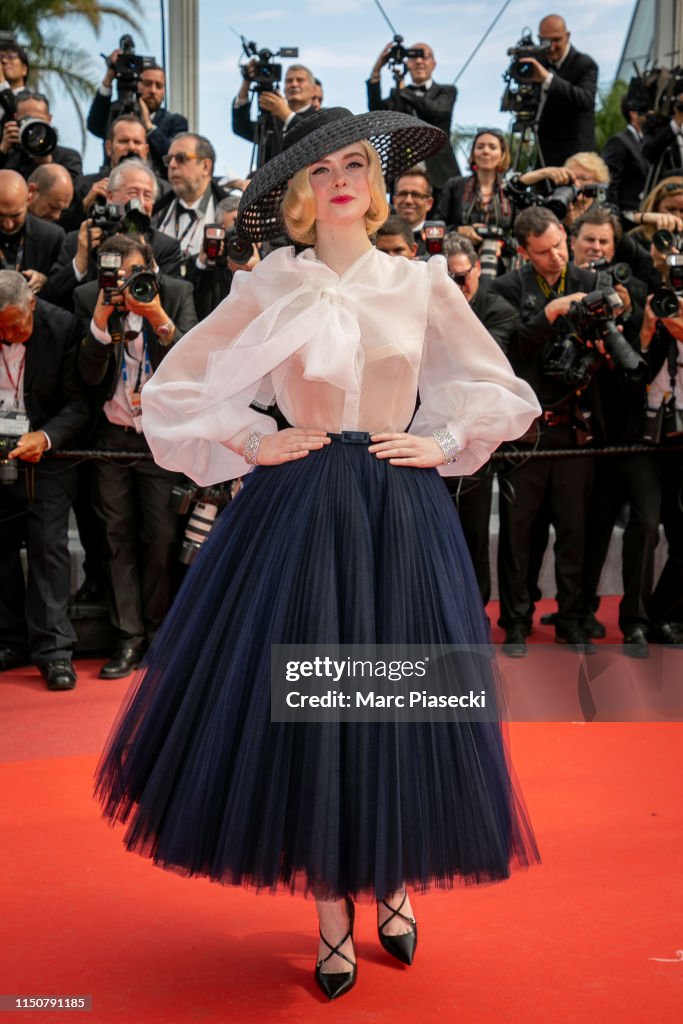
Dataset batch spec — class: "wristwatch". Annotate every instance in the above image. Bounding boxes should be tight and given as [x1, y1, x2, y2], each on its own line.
[154, 320, 175, 344]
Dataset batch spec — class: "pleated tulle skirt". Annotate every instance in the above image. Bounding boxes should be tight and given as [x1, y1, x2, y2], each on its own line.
[95, 437, 539, 900]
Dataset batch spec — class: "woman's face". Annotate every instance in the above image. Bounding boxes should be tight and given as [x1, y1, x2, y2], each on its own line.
[308, 145, 372, 227]
[657, 190, 683, 216]
[472, 133, 504, 171]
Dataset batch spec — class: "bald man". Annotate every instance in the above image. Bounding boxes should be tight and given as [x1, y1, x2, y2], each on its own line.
[27, 164, 74, 223]
[0, 169, 64, 291]
[520, 13, 598, 166]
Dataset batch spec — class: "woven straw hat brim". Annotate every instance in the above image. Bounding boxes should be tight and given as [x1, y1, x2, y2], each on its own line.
[236, 109, 447, 241]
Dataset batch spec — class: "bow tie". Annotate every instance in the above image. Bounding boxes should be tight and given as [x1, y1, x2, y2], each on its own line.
[178, 205, 197, 221]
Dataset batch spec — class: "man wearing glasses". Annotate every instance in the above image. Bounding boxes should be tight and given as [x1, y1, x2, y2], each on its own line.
[520, 14, 598, 167]
[391, 169, 434, 255]
[0, 41, 29, 128]
[87, 48, 188, 179]
[154, 134, 229, 264]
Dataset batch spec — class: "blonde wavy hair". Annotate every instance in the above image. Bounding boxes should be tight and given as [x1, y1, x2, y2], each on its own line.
[564, 152, 610, 184]
[281, 140, 389, 245]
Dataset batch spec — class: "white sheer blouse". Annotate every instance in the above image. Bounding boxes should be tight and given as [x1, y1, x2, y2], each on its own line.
[141, 246, 541, 485]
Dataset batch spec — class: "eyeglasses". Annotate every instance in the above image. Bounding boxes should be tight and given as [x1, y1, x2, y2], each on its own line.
[395, 190, 430, 201]
[162, 152, 201, 167]
[0, 51, 21, 62]
[448, 268, 472, 286]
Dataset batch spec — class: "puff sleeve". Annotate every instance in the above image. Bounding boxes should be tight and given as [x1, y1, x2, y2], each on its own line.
[410, 257, 541, 476]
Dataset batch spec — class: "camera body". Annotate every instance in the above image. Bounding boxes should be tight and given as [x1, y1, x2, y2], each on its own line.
[544, 287, 646, 386]
[506, 34, 551, 84]
[500, 31, 549, 129]
[0, 435, 18, 485]
[88, 198, 151, 242]
[240, 38, 299, 93]
[650, 254, 683, 318]
[112, 34, 156, 115]
[202, 225, 254, 268]
[0, 89, 58, 158]
[387, 34, 424, 76]
[588, 258, 632, 287]
[97, 250, 159, 307]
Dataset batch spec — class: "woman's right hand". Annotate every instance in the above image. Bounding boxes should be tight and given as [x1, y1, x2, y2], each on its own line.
[254, 428, 331, 465]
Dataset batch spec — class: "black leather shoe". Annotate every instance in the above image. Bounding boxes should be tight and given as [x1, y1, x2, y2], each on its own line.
[623, 626, 649, 658]
[40, 660, 77, 691]
[649, 623, 683, 645]
[555, 628, 597, 654]
[99, 643, 145, 680]
[0, 646, 30, 672]
[378, 890, 418, 966]
[581, 612, 606, 639]
[502, 626, 527, 658]
[315, 897, 356, 1001]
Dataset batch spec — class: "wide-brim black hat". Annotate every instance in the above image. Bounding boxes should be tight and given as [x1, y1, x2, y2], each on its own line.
[236, 107, 447, 241]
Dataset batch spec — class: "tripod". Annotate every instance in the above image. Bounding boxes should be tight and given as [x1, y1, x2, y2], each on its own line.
[510, 118, 545, 173]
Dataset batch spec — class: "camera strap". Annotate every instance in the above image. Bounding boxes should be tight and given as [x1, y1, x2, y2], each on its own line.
[0, 345, 26, 408]
[667, 335, 680, 400]
[535, 265, 567, 299]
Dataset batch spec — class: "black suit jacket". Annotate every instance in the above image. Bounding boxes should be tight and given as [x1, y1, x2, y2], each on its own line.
[0, 214, 65, 277]
[19, 298, 90, 455]
[642, 122, 683, 180]
[0, 142, 83, 183]
[87, 91, 189, 178]
[537, 47, 598, 167]
[366, 79, 459, 187]
[602, 128, 649, 213]
[73, 274, 198, 430]
[41, 227, 182, 310]
[470, 280, 519, 354]
[232, 102, 315, 166]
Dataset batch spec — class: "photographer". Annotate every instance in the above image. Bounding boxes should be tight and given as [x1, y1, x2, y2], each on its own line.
[0, 169, 64, 293]
[636, 298, 683, 643]
[233, 63, 318, 164]
[0, 39, 29, 128]
[153, 134, 228, 264]
[602, 96, 651, 222]
[0, 90, 82, 184]
[642, 87, 683, 182]
[185, 196, 260, 320]
[0, 269, 89, 690]
[521, 15, 598, 167]
[443, 233, 519, 605]
[367, 41, 459, 189]
[74, 234, 197, 680]
[87, 47, 188, 179]
[42, 158, 181, 310]
[492, 206, 599, 655]
[27, 165, 73, 224]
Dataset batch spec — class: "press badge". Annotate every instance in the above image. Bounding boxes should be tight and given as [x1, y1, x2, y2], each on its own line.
[0, 409, 30, 437]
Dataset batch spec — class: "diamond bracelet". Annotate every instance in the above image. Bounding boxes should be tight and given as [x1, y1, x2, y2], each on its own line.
[433, 428, 461, 465]
[243, 431, 264, 466]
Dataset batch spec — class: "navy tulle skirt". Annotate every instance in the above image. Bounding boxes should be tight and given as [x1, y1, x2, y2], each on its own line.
[95, 437, 539, 900]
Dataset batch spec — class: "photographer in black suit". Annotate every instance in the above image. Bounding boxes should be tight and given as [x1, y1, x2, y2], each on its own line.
[0, 270, 89, 690]
[74, 234, 197, 680]
[87, 49, 188, 179]
[0, 169, 64, 293]
[443, 234, 519, 606]
[367, 41, 459, 189]
[233, 63, 318, 166]
[521, 15, 598, 167]
[492, 206, 598, 655]
[0, 90, 82, 185]
[602, 97, 651, 222]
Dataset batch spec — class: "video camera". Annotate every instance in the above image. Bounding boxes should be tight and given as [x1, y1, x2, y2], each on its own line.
[543, 288, 646, 387]
[88, 198, 151, 242]
[386, 34, 424, 81]
[107, 34, 156, 116]
[500, 30, 549, 130]
[623, 63, 682, 129]
[203, 224, 254, 268]
[240, 36, 299, 93]
[0, 90, 58, 159]
[504, 177, 608, 220]
[97, 250, 159, 308]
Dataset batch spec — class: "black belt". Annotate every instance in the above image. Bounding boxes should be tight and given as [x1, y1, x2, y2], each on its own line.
[328, 431, 372, 444]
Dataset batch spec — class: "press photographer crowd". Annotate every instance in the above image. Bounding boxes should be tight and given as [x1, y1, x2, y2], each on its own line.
[0, 13, 682, 692]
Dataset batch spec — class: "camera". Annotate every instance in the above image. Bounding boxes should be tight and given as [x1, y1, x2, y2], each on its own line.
[588, 258, 632, 287]
[169, 482, 231, 564]
[110, 34, 156, 116]
[0, 90, 58, 158]
[652, 229, 683, 255]
[506, 32, 551, 84]
[387, 34, 424, 77]
[240, 37, 299, 93]
[650, 254, 683, 317]
[423, 220, 446, 256]
[475, 225, 508, 278]
[500, 30, 548, 130]
[202, 225, 254, 268]
[88, 198, 151, 241]
[544, 288, 646, 387]
[0, 436, 18, 485]
[97, 250, 159, 306]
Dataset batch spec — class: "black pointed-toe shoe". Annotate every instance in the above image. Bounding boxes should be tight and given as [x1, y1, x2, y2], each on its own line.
[315, 897, 357, 1001]
[377, 891, 418, 966]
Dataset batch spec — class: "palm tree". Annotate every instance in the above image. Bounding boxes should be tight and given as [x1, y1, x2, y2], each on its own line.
[4, 0, 144, 146]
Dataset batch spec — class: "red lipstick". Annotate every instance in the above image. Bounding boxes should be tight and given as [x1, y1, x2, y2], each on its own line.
[331, 196, 353, 204]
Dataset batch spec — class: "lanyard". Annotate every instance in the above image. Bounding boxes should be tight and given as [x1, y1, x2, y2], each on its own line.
[0, 238, 24, 272]
[120, 333, 151, 393]
[535, 265, 567, 299]
[1, 345, 26, 406]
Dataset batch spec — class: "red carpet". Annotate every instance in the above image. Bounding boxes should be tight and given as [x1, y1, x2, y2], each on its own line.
[1, 598, 682, 1023]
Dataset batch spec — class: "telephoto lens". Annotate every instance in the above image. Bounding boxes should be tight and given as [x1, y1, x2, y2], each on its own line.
[179, 500, 219, 565]
[19, 118, 57, 158]
[0, 437, 19, 485]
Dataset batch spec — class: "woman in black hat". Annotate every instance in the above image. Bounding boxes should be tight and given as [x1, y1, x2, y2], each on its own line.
[95, 108, 541, 1001]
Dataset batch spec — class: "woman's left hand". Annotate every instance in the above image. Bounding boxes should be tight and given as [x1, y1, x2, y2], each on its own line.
[369, 433, 444, 467]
